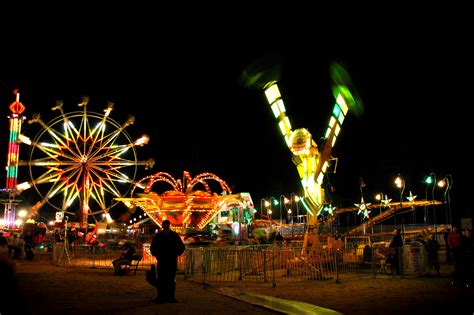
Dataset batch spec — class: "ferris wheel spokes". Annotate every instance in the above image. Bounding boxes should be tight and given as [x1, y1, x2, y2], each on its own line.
[17, 99, 153, 227]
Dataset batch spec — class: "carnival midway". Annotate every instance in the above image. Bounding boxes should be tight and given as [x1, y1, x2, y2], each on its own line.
[0, 62, 457, 287]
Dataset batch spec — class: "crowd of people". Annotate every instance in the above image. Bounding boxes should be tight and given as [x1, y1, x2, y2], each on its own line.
[408, 226, 473, 286]
[446, 226, 473, 287]
[0, 231, 34, 261]
[384, 225, 473, 286]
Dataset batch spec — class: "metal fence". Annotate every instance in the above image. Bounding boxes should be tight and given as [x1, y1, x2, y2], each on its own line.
[51, 241, 428, 286]
[184, 245, 379, 286]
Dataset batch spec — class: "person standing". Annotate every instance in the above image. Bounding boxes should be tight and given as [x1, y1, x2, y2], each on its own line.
[462, 228, 473, 287]
[150, 219, 185, 304]
[0, 232, 8, 254]
[448, 226, 464, 287]
[275, 232, 284, 246]
[444, 228, 452, 263]
[389, 228, 403, 275]
[424, 233, 440, 277]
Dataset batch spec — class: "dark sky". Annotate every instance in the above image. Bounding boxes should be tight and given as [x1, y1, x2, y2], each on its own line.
[0, 9, 472, 225]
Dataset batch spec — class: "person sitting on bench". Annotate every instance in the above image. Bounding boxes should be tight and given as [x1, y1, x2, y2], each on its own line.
[112, 243, 136, 275]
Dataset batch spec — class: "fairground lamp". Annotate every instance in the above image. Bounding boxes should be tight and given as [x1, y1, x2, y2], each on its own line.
[394, 174, 405, 234]
[437, 174, 453, 226]
[394, 175, 405, 200]
[375, 192, 384, 212]
[423, 174, 434, 224]
[290, 193, 302, 223]
[269, 197, 279, 220]
[425, 172, 437, 230]
[279, 195, 290, 225]
[260, 199, 270, 219]
[374, 192, 387, 233]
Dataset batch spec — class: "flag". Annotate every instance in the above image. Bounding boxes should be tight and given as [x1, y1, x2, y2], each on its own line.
[359, 177, 366, 188]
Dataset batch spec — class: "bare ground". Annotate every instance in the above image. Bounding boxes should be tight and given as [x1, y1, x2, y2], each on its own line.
[4, 259, 474, 315]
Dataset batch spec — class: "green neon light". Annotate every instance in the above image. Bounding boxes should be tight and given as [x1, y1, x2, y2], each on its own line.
[333, 103, 341, 118]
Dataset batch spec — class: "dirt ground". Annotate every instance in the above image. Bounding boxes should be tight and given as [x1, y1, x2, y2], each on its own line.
[3, 259, 474, 315]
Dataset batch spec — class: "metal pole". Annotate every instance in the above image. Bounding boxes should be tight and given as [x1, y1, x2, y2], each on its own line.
[431, 173, 437, 233]
[424, 184, 429, 224]
[445, 174, 453, 226]
[447, 175, 452, 226]
[260, 198, 267, 220]
[279, 198, 282, 226]
[296, 200, 299, 224]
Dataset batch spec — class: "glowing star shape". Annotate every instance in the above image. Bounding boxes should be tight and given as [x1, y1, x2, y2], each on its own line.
[381, 195, 392, 208]
[355, 197, 371, 219]
[321, 204, 336, 216]
[363, 208, 371, 219]
[406, 191, 417, 203]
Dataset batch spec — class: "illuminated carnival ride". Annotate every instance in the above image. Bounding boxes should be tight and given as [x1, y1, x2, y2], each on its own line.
[241, 57, 364, 250]
[2, 90, 26, 228]
[15, 97, 154, 228]
[116, 171, 252, 236]
[241, 55, 449, 249]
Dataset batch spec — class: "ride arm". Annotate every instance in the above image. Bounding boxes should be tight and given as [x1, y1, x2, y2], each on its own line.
[263, 82, 323, 248]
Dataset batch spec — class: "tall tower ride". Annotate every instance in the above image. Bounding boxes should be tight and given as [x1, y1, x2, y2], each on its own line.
[3, 89, 26, 227]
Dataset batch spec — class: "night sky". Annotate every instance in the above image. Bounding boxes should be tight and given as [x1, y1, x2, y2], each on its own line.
[0, 9, 472, 226]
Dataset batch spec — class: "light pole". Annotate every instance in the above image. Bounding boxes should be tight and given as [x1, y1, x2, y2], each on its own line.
[429, 172, 437, 233]
[287, 208, 294, 238]
[279, 195, 289, 226]
[290, 193, 301, 223]
[437, 174, 453, 227]
[423, 174, 435, 224]
[269, 197, 279, 222]
[260, 198, 270, 220]
[446, 174, 453, 226]
[375, 192, 383, 233]
[394, 174, 405, 237]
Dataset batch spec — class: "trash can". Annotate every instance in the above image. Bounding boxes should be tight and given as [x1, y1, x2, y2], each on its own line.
[357, 244, 372, 263]
[52, 242, 64, 263]
[404, 242, 425, 275]
[142, 243, 152, 263]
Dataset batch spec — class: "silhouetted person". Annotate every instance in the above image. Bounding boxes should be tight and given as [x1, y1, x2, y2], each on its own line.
[463, 228, 473, 287]
[389, 228, 403, 275]
[448, 226, 464, 287]
[275, 232, 284, 245]
[0, 251, 30, 314]
[444, 228, 452, 263]
[150, 220, 185, 303]
[0, 232, 8, 254]
[424, 233, 440, 277]
[112, 243, 135, 275]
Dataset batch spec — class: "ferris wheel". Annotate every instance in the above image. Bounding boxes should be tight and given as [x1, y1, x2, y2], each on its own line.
[16, 98, 154, 227]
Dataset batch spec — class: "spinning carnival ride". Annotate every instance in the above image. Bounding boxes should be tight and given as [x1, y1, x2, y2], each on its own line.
[242, 58, 364, 250]
[116, 171, 243, 232]
[15, 98, 154, 228]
